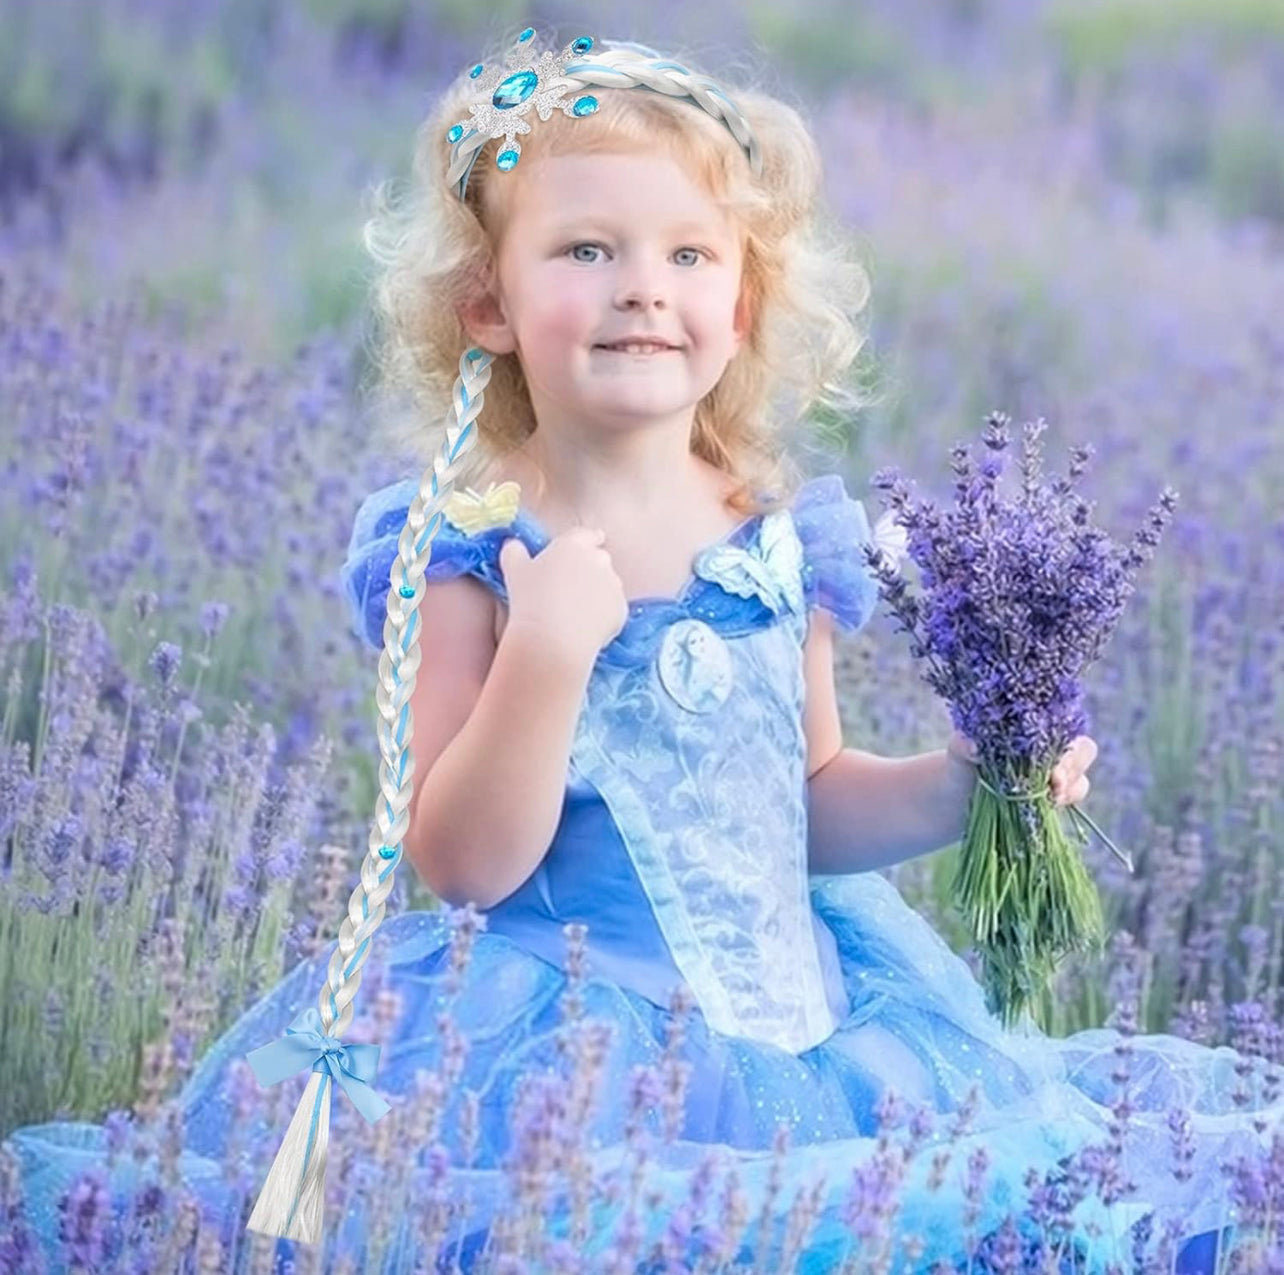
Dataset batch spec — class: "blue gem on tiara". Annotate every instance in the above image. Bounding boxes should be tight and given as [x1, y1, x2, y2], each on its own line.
[469, 63, 484, 79]
[493, 69, 539, 110]
[446, 123, 464, 143]
[447, 30, 602, 181]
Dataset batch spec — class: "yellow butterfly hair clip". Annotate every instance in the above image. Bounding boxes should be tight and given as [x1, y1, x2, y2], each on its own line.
[442, 480, 522, 534]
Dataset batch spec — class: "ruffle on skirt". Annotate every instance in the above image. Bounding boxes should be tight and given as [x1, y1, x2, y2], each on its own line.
[6, 873, 1267, 1272]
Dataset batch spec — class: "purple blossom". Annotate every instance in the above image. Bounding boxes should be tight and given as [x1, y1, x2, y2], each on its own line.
[146, 641, 182, 689]
[103, 1110, 134, 1160]
[867, 412, 1177, 776]
[56, 1168, 112, 1267]
[199, 601, 230, 641]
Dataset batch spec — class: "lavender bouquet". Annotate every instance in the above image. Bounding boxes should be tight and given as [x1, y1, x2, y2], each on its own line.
[864, 413, 1178, 1029]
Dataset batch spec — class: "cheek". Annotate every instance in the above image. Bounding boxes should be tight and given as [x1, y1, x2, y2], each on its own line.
[694, 275, 744, 338]
[529, 277, 598, 343]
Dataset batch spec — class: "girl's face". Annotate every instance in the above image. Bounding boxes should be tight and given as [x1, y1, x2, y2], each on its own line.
[470, 149, 749, 432]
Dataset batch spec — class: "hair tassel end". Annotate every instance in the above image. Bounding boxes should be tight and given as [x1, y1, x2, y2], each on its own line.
[245, 1070, 334, 1243]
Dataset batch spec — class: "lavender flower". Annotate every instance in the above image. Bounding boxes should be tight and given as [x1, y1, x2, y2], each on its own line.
[865, 413, 1178, 1026]
[868, 414, 1178, 779]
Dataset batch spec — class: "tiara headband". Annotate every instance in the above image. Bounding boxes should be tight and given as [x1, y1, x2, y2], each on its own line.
[241, 27, 762, 1243]
[444, 28, 763, 200]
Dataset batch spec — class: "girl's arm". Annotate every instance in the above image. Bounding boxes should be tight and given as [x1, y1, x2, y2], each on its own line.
[410, 619, 596, 910]
[804, 747, 976, 875]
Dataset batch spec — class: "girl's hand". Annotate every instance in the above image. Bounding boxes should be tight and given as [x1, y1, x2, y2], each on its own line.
[946, 730, 1098, 807]
[498, 527, 630, 666]
[1048, 735, 1097, 806]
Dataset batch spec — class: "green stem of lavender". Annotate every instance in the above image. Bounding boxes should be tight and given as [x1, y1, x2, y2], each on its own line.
[954, 768, 1108, 1029]
[1064, 803, 1135, 874]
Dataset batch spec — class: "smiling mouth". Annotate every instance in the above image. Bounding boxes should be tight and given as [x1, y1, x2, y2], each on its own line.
[593, 342, 681, 355]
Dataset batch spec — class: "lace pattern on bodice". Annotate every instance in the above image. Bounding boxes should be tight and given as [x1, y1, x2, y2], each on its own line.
[568, 509, 845, 1054]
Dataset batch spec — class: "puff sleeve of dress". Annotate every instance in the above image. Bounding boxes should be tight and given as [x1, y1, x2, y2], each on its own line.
[338, 478, 494, 651]
[791, 473, 882, 634]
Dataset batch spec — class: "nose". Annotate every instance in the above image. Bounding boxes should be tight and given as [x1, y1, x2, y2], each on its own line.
[612, 259, 667, 311]
[614, 286, 666, 311]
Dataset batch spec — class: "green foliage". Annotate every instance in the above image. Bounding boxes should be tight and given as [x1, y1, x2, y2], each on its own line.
[1046, 0, 1284, 79]
[0, 6, 234, 157]
[298, 0, 519, 41]
[747, 3, 918, 98]
[1043, 0, 1284, 224]
[1210, 119, 1284, 225]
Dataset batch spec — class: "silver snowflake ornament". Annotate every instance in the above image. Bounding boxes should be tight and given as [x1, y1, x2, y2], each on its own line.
[446, 29, 601, 190]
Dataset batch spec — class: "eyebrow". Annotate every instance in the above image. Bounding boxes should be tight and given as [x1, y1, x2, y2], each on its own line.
[548, 218, 721, 238]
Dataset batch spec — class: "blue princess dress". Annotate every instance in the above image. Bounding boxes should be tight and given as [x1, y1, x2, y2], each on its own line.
[4, 474, 1273, 1273]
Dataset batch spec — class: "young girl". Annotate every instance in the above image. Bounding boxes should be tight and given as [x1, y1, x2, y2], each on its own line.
[5, 26, 1271, 1275]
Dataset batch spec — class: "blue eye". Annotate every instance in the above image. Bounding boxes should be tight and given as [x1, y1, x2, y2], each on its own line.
[566, 243, 707, 265]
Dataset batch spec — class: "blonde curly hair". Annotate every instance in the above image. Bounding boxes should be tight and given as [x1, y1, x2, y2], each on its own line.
[359, 33, 876, 518]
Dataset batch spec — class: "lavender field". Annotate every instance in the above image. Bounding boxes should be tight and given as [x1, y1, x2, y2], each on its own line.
[2, 0, 1284, 1270]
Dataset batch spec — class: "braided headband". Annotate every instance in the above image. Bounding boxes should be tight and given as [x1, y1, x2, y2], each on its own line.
[444, 28, 762, 200]
[242, 26, 762, 1243]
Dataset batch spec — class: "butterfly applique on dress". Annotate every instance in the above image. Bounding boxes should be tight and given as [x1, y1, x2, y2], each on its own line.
[442, 481, 522, 534]
[656, 510, 806, 716]
[692, 506, 905, 616]
[692, 510, 806, 616]
[678, 502, 902, 715]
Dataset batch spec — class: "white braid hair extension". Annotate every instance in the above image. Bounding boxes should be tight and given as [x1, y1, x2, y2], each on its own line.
[445, 45, 763, 198]
[245, 348, 493, 1241]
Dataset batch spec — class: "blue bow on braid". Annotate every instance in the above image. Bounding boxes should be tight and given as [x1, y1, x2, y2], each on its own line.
[245, 1005, 391, 1233]
[246, 1005, 391, 1125]
[444, 26, 762, 200]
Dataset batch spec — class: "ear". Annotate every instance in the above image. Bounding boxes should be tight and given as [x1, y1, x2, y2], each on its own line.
[458, 282, 517, 356]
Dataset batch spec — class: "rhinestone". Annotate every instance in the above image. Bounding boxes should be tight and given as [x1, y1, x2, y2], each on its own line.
[571, 36, 593, 54]
[447, 124, 463, 143]
[517, 27, 534, 41]
[398, 585, 415, 598]
[378, 845, 398, 860]
[496, 149, 520, 171]
[571, 94, 598, 117]
[469, 63, 484, 79]
[493, 69, 538, 110]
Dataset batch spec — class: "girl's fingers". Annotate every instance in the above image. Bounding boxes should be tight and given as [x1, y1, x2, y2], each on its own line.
[1051, 774, 1090, 807]
[1051, 735, 1095, 789]
[1051, 762, 1071, 800]
[1072, 735, 1098, 772]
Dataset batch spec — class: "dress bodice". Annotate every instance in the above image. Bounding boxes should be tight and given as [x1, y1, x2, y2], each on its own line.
[340, 472, 882, 1054]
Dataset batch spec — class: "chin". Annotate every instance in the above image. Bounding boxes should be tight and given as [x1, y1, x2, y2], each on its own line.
[589, 396, 697, 420]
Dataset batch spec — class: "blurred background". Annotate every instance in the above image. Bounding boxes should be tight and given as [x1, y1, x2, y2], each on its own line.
[2, 0, 1283, 1196]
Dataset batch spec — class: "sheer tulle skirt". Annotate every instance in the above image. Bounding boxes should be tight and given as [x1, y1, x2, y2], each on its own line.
[6, 874, 1266, 1272]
